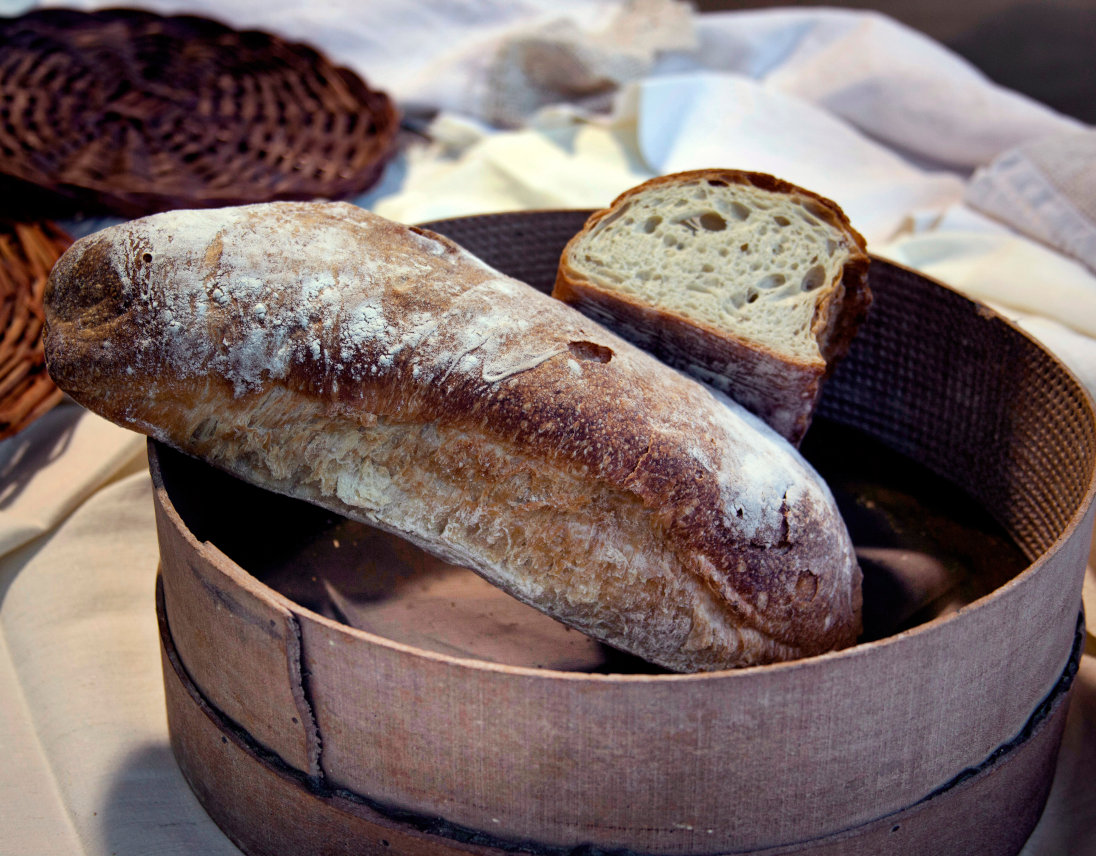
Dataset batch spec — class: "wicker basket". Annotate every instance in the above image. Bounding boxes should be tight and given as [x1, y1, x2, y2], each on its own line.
[0, 220, 72, 440]
[0, 8, 399, 218]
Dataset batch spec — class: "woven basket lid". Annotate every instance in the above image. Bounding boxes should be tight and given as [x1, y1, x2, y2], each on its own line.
[0, 8, 400, 218]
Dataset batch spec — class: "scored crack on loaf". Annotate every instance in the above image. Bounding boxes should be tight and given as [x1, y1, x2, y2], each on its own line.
[553, 169, 872, 445]
[44, 201, 861, 671]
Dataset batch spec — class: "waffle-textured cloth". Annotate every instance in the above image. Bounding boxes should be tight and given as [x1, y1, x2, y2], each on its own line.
[966, 129, 1096, 275]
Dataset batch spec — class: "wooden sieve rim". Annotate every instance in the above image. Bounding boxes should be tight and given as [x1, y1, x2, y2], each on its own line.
[155, 564, 1083, 855]
[171, 493, 1090, 685]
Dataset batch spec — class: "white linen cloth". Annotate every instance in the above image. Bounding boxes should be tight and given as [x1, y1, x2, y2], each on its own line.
[965, 129, 1096, 276]
[3, 2, 1095, 854]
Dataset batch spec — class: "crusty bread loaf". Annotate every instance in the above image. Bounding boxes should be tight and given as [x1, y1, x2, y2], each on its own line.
[553, 169, 872, 445]
[44, 201, 861, 671]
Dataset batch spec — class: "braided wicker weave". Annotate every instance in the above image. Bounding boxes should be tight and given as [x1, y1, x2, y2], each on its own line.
[0, 220, 72, 439]
[0, 8, 399, 218]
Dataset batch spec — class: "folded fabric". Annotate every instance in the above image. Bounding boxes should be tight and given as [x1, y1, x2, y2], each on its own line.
[0, 469, 241, 856]
[370, 108, 653, 223]
[629, 71, 964, 244]
[877, 204, 1096, 334]
[0, 404, 146, 556]
[876, 203, 1096, 397]
[37, 0, 638, 118]
[700, 9, 1084, 170]
[374, 70, 967, 247]
[965, 129, 1096, 275]
[482, 0, 695, 127]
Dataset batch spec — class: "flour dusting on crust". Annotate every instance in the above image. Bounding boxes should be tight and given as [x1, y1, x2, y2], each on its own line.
[105, 203, 597, 397]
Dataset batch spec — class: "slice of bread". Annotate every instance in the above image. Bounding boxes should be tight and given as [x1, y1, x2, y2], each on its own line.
[553, 169, 871, 445]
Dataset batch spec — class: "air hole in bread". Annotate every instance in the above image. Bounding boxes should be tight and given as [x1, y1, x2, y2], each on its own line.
[728, 202, 750, 221]
[706, 178, 728, 187]
[758, 273, 786, 290]
[595, 205, 630, 232]
[677, 213, 726, 234]
[699, 212, 727, 232]
[774, 215, 791, 227]
[643, 215, 662, 234]
[568, 340, 613, 363]
[801, 265, 826, 291]
[142, 252, 153, 262]
[803, 199, 832, 221]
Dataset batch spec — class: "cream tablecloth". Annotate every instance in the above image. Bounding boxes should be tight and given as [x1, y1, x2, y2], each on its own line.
[2, 2, 1095, 854]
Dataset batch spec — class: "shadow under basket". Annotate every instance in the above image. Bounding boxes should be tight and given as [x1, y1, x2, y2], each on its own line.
[152, 210, 1096, 856]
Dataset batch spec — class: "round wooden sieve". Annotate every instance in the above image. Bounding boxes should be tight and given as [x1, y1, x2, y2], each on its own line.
[154, 210, 1096, 855]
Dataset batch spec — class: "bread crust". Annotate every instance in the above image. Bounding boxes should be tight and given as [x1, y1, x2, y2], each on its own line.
[553, 169, 872, 445]
[45, 201, 861, 671]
